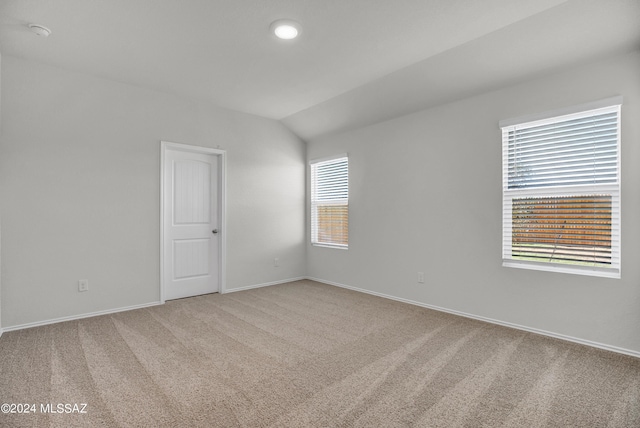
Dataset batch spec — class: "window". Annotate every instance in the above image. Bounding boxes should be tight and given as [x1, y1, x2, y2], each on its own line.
[501, 98, 621, 278]
[310, 155, 348, 248]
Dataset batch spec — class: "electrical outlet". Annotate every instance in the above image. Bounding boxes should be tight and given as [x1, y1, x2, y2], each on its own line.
[78, 279, 89, 292]
[417, 272, 425, 284]
[274, 258, 279, 267]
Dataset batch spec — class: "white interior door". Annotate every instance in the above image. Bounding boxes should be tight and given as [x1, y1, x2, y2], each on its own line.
[163, 147, 219, 300]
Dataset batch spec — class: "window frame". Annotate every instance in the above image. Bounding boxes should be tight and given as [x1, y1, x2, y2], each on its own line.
[500, 97, 622, 278]
[310, 154, 349, 249]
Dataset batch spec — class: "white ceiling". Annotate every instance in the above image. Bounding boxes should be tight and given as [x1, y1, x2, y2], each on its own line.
[0, 0, 638, 140]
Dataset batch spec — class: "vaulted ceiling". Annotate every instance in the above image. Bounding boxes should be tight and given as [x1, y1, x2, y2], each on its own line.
[1, 0, 638, 140]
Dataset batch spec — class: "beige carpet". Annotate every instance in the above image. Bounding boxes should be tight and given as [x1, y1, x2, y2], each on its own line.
[1, 280, 639, 427]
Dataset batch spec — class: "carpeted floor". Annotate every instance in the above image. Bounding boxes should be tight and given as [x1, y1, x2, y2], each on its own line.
[0, 279, 639, 427]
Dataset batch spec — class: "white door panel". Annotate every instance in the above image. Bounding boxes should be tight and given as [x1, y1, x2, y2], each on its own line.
[164, 149, 219, 300]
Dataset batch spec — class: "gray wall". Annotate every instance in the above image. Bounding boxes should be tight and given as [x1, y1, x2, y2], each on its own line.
[2, 49, 639, 355]
[307, 50, 640, 353]
[0, 56, 306, 328]
[0, 51, 2, 333]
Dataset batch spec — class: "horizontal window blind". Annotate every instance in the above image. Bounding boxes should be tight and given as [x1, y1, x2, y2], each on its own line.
[311, 156, 348, 248]
[502, 104, 620, 277]
[511, 195, 614, 266]
[506, 112, 618, 189]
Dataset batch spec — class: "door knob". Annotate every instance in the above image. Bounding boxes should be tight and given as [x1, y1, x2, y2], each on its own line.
[212, 229, 218, 234]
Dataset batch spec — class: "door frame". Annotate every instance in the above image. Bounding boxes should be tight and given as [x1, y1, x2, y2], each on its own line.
[160, 141, 227, 303]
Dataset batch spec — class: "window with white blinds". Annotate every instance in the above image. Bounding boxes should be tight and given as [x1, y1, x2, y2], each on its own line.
[310, 155, 348, 248]
[501, 100, 621, 278]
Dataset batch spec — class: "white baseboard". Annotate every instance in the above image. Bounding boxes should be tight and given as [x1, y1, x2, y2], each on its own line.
[4, 276, 638, 360]
[224, 277, 307, 294]
[306, 277, 640, 359]
[1, 301, 164, 333]
[0, 276, 307, 334]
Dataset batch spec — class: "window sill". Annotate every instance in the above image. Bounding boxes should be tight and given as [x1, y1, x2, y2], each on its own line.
[502, 259, 620, 279]
[311, 243, 348, 250]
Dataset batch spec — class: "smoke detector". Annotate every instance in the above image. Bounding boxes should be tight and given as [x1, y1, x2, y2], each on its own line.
[28, 24, 52, 37]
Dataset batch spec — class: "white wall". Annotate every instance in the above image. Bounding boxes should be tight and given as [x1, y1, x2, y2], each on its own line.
[0, 51, 2, 334]
[2, 49, 638, 355]
[0, 56, 306, 328]
[307, 50, 640, 354]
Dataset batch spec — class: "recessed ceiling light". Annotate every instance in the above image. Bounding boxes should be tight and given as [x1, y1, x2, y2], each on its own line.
[28, 24, 52, 37]
[270, 19, 300, 40]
